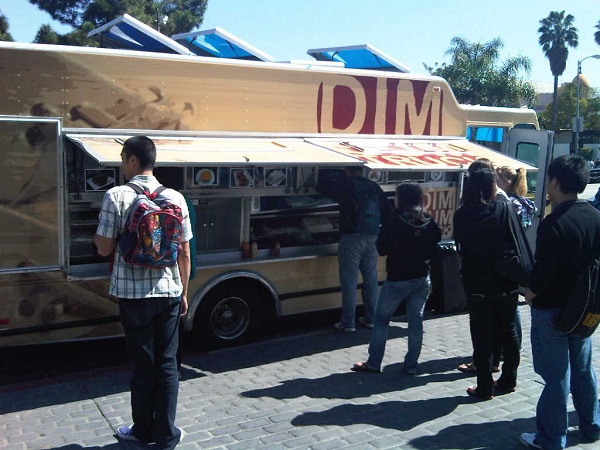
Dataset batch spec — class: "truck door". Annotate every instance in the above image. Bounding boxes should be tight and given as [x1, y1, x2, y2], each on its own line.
[503, 128, 553, 251]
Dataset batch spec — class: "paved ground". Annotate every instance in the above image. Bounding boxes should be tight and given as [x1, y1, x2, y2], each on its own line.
[1, 303, 600, 450]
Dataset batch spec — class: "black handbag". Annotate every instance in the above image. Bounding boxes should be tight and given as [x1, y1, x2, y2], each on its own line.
[495, 200, 534, 286]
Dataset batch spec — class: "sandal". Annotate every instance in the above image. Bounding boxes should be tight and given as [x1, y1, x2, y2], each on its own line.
[457, 362, 500, 373]
[457, 362, 477, 373]
[351, 362, 380, 373]
[493, 380, 516, 394]
[466, 386, 493, 400]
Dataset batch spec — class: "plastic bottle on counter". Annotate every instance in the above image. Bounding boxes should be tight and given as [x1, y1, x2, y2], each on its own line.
[241, 241, 251, 259]
[251, 240, 258, 258]
[273, 239, 280, 257]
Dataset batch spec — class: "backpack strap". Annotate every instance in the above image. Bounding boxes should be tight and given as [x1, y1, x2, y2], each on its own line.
[126, 182, 165, 199]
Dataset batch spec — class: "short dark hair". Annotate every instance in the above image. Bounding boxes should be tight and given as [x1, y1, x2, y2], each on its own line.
[547, 155, 589, 194]
[122, 136, 156, 170]
[395, 181, 425, 219]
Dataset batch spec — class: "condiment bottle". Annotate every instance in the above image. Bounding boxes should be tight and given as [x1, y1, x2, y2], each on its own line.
[241, 242, 250, 259]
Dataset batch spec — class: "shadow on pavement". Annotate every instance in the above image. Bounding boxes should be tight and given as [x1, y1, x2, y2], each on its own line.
[242, 356, 469, 400]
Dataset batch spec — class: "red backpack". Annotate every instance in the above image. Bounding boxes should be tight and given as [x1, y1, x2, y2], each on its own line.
[119, 183, 183, 268]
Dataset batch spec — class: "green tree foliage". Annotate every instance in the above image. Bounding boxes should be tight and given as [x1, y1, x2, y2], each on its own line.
[595, 20, 600, 46]
[29, 0, 207, 45]
[0, 11, 14, 41]
[538, 82, 600, 131]
[538, 10, 578, 131]
[424, 37, 536, 108]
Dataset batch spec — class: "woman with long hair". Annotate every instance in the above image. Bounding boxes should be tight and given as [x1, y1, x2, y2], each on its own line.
[454, 169, 521, 400]
[352, 181, 441, 375]
[496, 166, 537, 230]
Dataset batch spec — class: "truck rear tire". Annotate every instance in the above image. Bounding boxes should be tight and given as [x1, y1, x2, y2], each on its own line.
[191, 284, 272, 349]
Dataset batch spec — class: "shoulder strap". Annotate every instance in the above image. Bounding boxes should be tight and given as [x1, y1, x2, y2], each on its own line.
[126, 182, 144, 195]
[126, 182, 165, 197]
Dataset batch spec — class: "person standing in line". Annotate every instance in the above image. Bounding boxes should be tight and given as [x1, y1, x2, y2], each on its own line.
[94, 136, 193, 449]
[496, 165, 538, 351]
[317, 166, 392, 332]
[456, 158, 507, 375]
[520, 155, 600, 450]
[351, 182, 441, 375]
[454, 168, 521, 400]
[496, 166, 537, 231]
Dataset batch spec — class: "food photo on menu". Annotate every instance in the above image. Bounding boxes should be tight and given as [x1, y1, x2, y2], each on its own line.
[265, 168, 287, 187]
[85, 169, 115, 191]
[194, 167, 218, 187]
[230, 168, 254, 188]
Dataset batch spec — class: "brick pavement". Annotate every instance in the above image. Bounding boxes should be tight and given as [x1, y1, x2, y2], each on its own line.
[1, 303, 599, 450]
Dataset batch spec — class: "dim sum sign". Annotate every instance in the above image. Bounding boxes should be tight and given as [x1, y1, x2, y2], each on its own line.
[331, 141, 479, 169]
[422, 187, 456, 239]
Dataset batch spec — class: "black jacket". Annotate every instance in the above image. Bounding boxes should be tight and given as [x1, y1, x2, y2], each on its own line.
[453, 199, 519, 293]
[377, 211, 441, 281]
[531, 199, 600, 309]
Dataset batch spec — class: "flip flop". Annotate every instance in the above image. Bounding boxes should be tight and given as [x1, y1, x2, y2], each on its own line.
[457, 362, 501, 373]
[493, 381, 516, 395]
[457, 362, 477, 373]
[466, 386, 493, 400]
[351, 362, 380, 373]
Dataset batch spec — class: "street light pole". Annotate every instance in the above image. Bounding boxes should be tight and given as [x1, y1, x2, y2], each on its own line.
[574, 54, 600, 155]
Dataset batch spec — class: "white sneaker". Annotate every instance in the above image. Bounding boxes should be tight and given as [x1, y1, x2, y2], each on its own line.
[116, 424, 142, 442]
[333, 322, 355, 333]
[358, 317, 374, 329]
[519, 433, 543, 449]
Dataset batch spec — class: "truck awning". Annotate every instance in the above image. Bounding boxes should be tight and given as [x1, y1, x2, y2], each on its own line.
[305, 137, 538, 171]
[65, 134, 363, 167]
[66, 133, 536, 172]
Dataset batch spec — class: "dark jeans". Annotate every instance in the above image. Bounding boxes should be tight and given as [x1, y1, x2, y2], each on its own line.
[467, 291, 520, 397]
[119, 296, 182, 450]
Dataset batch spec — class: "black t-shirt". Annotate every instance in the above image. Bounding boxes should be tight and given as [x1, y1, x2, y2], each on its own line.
[531, 200, 600, 309]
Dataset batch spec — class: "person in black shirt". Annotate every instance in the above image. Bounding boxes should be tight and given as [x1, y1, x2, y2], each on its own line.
[352, 182, 441, 374]
[454, 169, 520, 400]
[520, 155, 600, 450]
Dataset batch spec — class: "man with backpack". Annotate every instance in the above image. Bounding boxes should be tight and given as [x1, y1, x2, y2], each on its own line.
[317, 166, 391, 332]
[94, 136, 192, 449]
[520, 155, 600, 450]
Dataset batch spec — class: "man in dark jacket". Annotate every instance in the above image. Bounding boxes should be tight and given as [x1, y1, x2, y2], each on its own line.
[520, 155, 600, 450]
[317, 166, 391, 332]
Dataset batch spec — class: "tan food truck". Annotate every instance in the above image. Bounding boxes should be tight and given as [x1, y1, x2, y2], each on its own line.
[0, 41, 548, 348]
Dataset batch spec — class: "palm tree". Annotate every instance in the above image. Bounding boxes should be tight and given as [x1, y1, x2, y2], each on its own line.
[425, 37, 534, 107]
[595, 20, 600, 45]
[538, 10, 578, 131]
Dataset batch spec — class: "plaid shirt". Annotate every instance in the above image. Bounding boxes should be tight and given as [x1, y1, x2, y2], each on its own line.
[96, 175, 193, 299]
[508, 194, 537, 230]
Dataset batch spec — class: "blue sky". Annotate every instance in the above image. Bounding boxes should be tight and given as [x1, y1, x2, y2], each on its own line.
[1, 0, 599, 88]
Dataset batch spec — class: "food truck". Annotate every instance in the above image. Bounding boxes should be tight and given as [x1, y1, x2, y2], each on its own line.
[0, 40, 548, 348]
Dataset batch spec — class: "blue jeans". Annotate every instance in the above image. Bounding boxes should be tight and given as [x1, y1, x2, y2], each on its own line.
[119, 296, 182, 450]
[338, 234, 379, 327]
[530, 307, 600, 449]
[366, 276, 430, 371]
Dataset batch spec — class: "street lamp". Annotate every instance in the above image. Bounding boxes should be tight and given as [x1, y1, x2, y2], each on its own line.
[574, 54, 600, 154]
